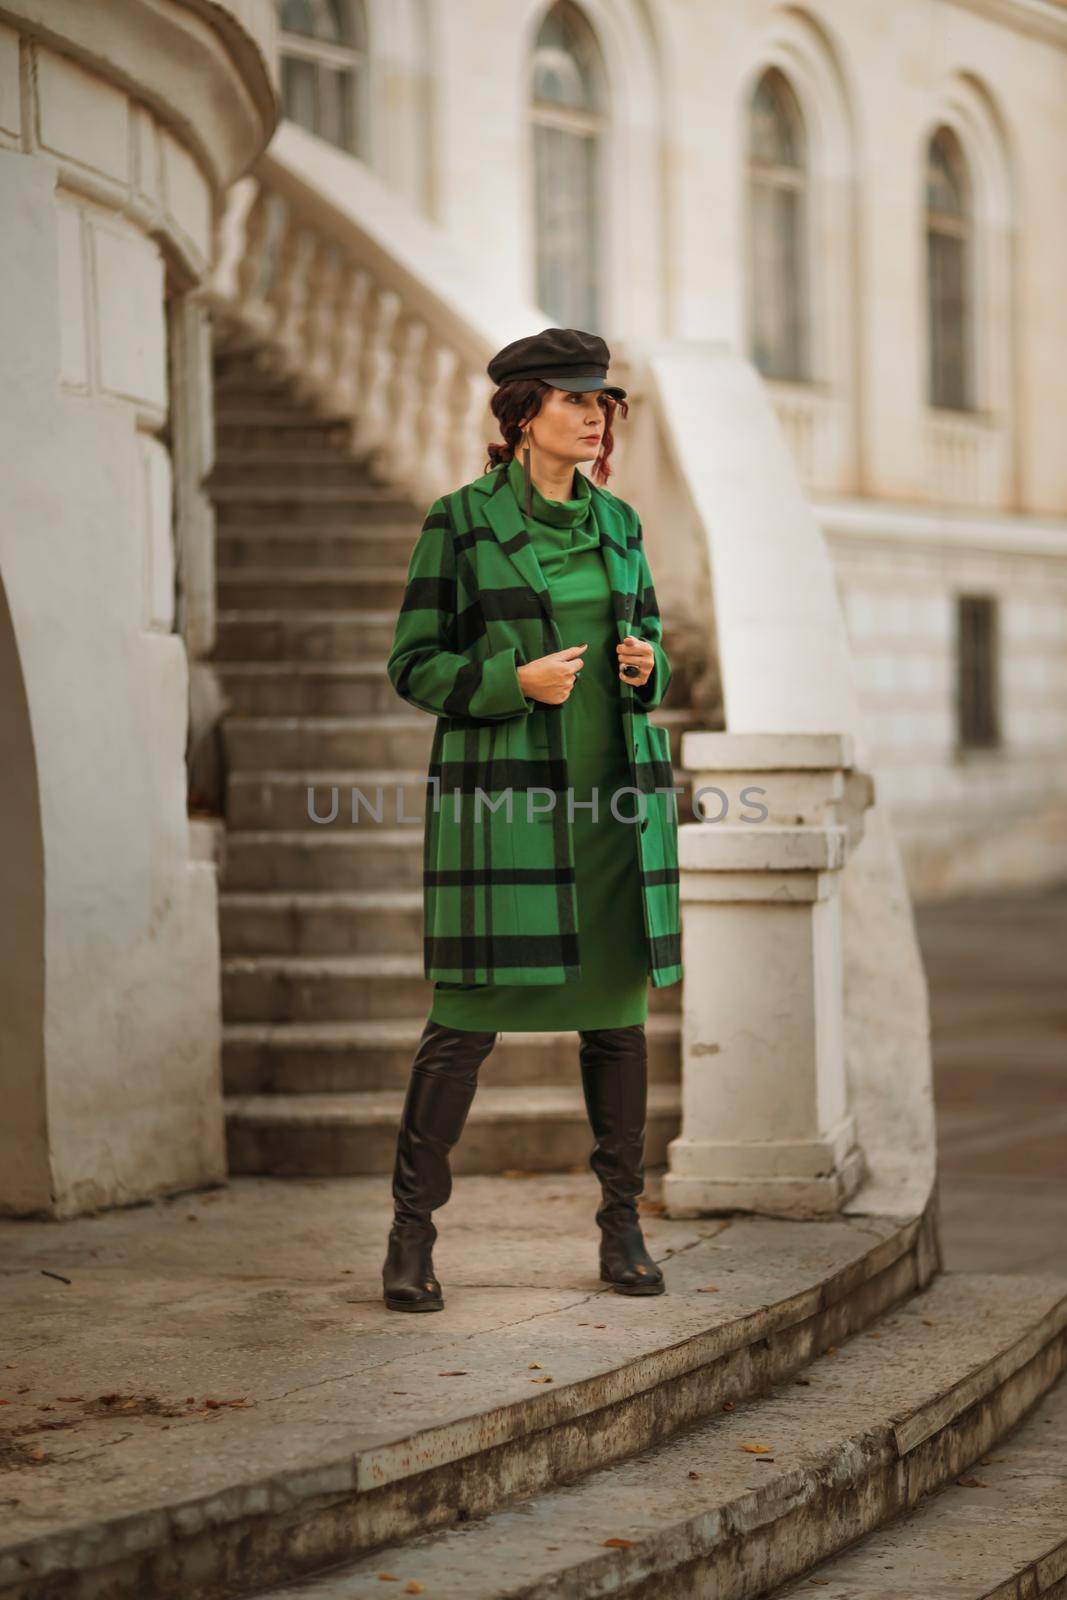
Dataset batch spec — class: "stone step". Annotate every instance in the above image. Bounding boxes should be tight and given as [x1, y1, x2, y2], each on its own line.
[214, 411, 352, 440]
[219, 886, 424, 957]
[247, 1273, 1067, 1600]
[222, 714, 433, 772]
[0, 1203, 939, 1600]
[222, 1010, 682, 1093]
[226, 769, 434, 829]
[211, 370, 293, 401]
[217, 663, 403, 716]
[221, 953, 680, 1026]
[209, 458, 383, 490]
[213, 485, 419, 524]
[216, 525, 416, 571]
[221, 828, 424, 890]
[212, 609, 397, 663]
[225, 1081, 683, 1176]
[773, 1365, 1067, 1599]
[217, 567, 410, 611]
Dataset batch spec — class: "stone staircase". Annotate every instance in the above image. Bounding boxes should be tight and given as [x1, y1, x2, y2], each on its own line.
[208, 348, 688, 1178]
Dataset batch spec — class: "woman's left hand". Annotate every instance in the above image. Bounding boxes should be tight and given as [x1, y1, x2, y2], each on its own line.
[616, 636, 655, 687]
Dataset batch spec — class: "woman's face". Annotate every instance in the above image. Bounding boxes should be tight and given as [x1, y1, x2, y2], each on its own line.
[524, 387, 607, 463]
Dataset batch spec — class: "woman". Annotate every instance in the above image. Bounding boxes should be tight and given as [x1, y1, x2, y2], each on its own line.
[381, 327, 681, 1313]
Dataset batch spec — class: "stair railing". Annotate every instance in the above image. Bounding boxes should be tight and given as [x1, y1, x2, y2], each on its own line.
[208, 121, 544, 508]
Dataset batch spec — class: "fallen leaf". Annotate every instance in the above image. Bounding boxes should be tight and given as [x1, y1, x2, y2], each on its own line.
[867, 1331, 881, 1339]
[529, 1363, 543, 1370]
[603, 1537, 635, 1548]
[809, 1582, 830, 1587]
[697, 1285, 720, 1294]
[438, 1371, 468, 1377]
[56, 1397, 83, 1403]
[794, 1378, 811, 1387]
[687, 1470, 700, 1479]
[922, 1319, 936, 1327]
[530, 1376, 553, 1384]
[722, 1401, 736, 1412]
[593, 1324, 606, 1329]
[956, 1476, 987, 1488]
[826, 1346, 838, 1355]
[740, 1443, 771, 1454]
[404, 1584, 423, 1595]
[377, 1575, 400, 1583]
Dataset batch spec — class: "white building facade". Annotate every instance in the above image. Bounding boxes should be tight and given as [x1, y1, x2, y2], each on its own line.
[1, 0, 1064, 1219]
[274, 0, 1067, 893]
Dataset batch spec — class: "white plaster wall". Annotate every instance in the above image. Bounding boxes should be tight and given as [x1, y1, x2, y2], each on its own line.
[824, 502, 1067, 895]
[0, 4, 275, 1215]
[373, 0, 1067, 516]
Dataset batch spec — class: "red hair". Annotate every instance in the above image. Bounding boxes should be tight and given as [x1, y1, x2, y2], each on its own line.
[484, 378, 628, 488]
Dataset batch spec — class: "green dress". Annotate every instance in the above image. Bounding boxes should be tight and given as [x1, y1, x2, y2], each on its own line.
[429, 454, 649, 1033]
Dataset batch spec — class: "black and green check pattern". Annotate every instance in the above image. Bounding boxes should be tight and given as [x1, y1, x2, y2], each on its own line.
[387, 463, 681, 988]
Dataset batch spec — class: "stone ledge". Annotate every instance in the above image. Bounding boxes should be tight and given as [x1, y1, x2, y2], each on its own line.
[271, 1272, 1067, 1599]
[0, 1172, 934, 1600]
[682, 731, 855, 771]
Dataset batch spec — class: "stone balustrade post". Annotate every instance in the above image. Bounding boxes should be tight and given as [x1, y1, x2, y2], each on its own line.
[664, 732, 873, 1218]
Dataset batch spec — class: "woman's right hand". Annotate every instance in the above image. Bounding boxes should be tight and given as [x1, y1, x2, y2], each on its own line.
[517, 644, 587, 705]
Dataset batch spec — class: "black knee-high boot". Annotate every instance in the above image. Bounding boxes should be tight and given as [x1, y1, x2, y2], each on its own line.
[579, 1024, 666, 1296]
[382, 1020, 497, 1312]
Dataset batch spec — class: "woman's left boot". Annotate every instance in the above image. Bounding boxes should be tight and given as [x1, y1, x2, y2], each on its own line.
[578, 1025, 666, 1295]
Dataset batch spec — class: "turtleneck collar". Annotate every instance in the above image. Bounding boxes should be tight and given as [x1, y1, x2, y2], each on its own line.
[505, 452, 592, 530]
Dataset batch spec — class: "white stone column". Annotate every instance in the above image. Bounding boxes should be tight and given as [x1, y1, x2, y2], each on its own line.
[664, 732, 872, 1218]
[0, 1, 276, 1217]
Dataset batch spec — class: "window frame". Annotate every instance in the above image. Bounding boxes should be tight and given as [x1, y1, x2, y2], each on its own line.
[529, 1, 609, 332]
[277, 0, 369, 159]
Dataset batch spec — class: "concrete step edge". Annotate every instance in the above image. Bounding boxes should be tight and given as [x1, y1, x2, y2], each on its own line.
[248, 1270, 1067, 1600]
[222, 828, 421, 848]
[217, 567, 410, 583]
[221, 1012, 682, 1046]
[215, 608, 397, 622]
[224, 1082, 682, 1127]
[216, 663, 390, 679]
[0, 1207, 943, 1600]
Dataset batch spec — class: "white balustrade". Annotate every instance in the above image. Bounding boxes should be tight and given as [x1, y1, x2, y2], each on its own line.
[207, 123, 534, 508]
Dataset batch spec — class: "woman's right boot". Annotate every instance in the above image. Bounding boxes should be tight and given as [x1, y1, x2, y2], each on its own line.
[382, 1021, 497, 1312]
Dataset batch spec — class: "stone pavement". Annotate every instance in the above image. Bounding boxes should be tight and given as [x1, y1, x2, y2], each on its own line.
[916, 881, 1067, 1278]
[0, 881, 1062, 1597]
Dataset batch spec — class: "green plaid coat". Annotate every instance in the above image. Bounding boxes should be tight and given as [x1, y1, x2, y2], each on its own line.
[387, 462, 682, 989]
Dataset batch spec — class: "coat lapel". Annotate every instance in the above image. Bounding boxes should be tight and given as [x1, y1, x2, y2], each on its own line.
[476, 466, 553, 619]
[588, 485, 639, 644]
[471, 465, 641, 641]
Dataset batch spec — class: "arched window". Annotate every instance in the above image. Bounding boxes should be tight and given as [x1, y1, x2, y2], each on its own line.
[531, 3, 606, 330]
[926, 126, 972, 411]
[277, 0, 368, 157]
[747, 68, 809, 382]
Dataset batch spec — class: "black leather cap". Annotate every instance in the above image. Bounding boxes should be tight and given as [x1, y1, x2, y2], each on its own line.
[487, 326, 627, 400]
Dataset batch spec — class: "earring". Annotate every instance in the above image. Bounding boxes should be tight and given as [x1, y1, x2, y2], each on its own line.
[521, 428, 533, 517]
